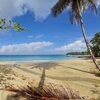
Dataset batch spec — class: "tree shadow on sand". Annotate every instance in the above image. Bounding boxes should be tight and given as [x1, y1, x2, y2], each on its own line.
[5, 62, 82, 100]
[31, 62, 57, 70]
[38, 67, 45, 90]
[62, 65, 96, 74]
[31, 62, 58, 89]
[58, 63, 100, 77]
[5, 67, 81, 100]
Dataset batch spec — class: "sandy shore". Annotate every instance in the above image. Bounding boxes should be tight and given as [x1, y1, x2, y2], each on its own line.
[0, 59, 100, 100]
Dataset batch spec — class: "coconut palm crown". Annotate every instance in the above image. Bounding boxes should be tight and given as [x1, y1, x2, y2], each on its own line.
[52, 0, 97, 24]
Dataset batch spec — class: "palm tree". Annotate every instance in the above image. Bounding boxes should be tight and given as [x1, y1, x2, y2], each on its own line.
[52, 0, 100, 71]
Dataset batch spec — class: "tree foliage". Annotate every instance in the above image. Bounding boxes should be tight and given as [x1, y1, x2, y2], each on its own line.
[52, 0, 97, 24]
[91, 32, 100, 57]
[0, 18, 24, 32]
[66, 52, 89, 55]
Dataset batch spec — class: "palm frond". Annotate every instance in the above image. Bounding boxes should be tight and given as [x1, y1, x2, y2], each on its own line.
[1, 83, 82, 100]
[52, 0, 70, 17]
[70, 0, 81, 24]
[52, 0, 98, 24]
[88, 0, 97, 14]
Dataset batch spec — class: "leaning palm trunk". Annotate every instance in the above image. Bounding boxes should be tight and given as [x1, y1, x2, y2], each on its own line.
[76, 0, 100, 71]
[79, 15, 100, 71]
[52, 0, 100, 71]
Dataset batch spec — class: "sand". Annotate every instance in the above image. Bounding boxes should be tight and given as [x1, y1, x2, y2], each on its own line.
[0, 59, 100, 100]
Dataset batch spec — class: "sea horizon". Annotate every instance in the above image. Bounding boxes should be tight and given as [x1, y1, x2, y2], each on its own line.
[0, 55, 79, 61]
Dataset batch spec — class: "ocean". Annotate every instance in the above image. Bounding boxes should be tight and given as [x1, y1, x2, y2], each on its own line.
[0, 55, 78, 61]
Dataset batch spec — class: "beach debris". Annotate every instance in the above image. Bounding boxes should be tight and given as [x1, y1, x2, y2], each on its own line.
[13, 64, 20, 68]
[0, 83, 82, 100]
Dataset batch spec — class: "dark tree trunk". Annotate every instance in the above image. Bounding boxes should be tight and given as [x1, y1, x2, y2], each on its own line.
[79, 16, 100, 71]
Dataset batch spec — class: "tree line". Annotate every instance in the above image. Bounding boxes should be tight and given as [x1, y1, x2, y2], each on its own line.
[66, 52, 89, 56]
[66, 32, 100, 57]
[91, 32, 100, 57]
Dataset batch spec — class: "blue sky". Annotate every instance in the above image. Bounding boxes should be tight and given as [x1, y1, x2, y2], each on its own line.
[0, 0, 100, 55]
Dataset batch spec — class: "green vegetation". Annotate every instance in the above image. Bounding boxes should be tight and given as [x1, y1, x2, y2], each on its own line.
[52, 0, 100, 71]
[91, 32, 100, 57]
[66, 32, 100, 57]
[0, 18, 24, 32]
[66, 52, 89, 56]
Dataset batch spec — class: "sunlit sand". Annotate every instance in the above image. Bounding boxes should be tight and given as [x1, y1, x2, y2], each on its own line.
[0, 59, 100, 99]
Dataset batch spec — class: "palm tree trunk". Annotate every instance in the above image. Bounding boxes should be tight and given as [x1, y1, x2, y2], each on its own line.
[79, 16, 100, 71]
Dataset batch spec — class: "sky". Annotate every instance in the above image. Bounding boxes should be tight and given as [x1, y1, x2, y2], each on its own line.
[0, 0, 100, 55]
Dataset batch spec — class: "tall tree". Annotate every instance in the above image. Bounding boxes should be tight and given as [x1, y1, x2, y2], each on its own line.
[91, 32, 100, 57]
[52, 0, 100, 71]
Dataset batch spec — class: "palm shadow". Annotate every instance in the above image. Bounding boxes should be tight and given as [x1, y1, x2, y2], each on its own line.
[60, 64, 100, 77]
[38, 67, 45, 89]
[32, 62, 95, 89]
[31, 62, 57, 70]
[59, 65, 94, 74]
[31, 62, 57, 89]
[5, 62, 84, 100]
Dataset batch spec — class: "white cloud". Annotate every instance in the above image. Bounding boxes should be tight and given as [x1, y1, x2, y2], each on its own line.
[0, 0, 57, 20]
[0, 40, 88, 55]
[0, 0, 99, 21]
[0, 41, 52, 54]
[54, 40, 87, 54]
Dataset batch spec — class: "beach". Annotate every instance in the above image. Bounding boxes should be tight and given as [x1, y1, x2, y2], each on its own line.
[0, 59, 100, 100]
